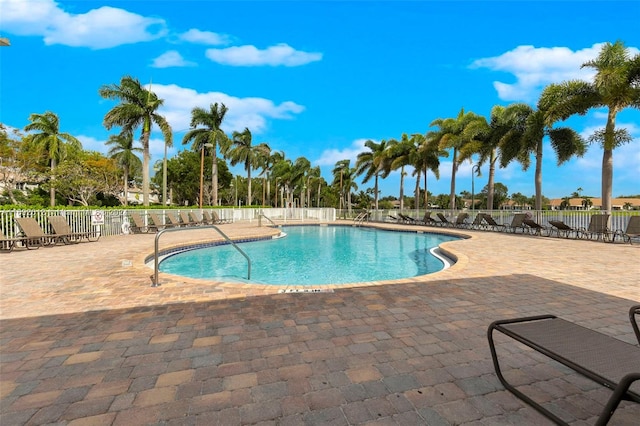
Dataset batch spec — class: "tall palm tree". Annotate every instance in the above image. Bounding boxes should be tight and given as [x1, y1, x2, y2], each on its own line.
[540, 41, 640, 211]
[24, 111, 81, 207]
[500, 102, 585, 210]
[226, 128, 270, 205]
[355, 139, 390, 210]
[106, 131, 142, 206]
[415, 133, 447, 209]
[307, 165, 322, 207]
[99, 76, 173, 206]
[462, 104, 536, 209]
[332, 159, 357, 214]
[255, 143, 273, 206]
[182, 103, 229, 206]
[290, 157, 311, 207]
[272, 156, 293, 207]
[427, 108, 482, 209]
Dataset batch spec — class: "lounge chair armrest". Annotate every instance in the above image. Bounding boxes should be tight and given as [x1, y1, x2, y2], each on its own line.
[631, 305, 640, 345]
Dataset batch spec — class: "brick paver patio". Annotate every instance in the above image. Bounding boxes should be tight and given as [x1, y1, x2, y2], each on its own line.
[1, 220, 639, 425]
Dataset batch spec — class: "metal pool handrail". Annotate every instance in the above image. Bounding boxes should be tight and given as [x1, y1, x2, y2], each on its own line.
[152, 225, 251, 287]
[258, 212, 278, 227]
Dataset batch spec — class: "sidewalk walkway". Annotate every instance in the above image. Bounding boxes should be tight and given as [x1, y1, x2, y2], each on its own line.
[1, 221, 639, 425]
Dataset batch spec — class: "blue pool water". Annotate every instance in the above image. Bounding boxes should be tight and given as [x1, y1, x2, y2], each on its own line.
[159, 226, 460, 286]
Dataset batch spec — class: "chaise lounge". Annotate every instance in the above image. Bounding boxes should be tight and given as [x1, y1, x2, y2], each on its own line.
[612, 215, 640, 244]
[548, 220, 579, 239]
[15, 217, 56, 248]
[488, 306, 640, 425]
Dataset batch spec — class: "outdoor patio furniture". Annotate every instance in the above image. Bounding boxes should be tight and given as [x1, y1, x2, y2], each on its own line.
[1, 228, 26, 252]
[453, 212, 470, 228]
[523, 218, 548, 236]
[488, 309, 640, 425]
[548, 220, 579, 239]
[420, 211, 438, 226]
[468, 213, 486, 230]
[436, 213, 453, 227]
[129, 212, 152, 233]
[481, 214, 507, 232]
[180, 211, 198, 226]
[398, 213, 418, 224]
[166, 212, 184, 227]
[47, 215, 100, 243]
[189, 211, 206, 226]
[612, 215, 640, 244]
[631, 305, 640, 345]
[14, 217, 56, 248]
[579, 213, 612, 242]
[211, 211, 232, 224]
[148, 212, 172, 231]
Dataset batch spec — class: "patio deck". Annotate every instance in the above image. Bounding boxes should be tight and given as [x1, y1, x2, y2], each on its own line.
[1, 221, 639, 425]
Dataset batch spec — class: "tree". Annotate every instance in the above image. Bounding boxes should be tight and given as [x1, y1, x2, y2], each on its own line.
[355, 139, 390, 210]
[99, 76, 173, 206]
[541, 41, 640, 211]
[226, 128, 270, 206]
[290, 157, 311, 207]
[49, 151, 121, 206]
[106, 131, 142, 206]
[462, 104, 535, 210]
[24, 111, 81, 207]
[427, 109, 482, 209]
[332, 160, 357, 214]
[500, 98, 586, 210]
[182, 103, 229, 206]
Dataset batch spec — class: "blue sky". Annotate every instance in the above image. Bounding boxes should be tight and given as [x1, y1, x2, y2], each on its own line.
[1, 0, 639, 200]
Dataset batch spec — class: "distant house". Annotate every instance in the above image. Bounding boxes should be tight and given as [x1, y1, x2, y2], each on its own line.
[547, 197, 640, 210]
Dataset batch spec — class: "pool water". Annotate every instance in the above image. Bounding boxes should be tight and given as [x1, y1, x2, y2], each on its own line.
[159, 226, 460, 285]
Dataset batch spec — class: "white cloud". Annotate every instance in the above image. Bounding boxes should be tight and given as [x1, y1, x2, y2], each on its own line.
[179, 29, 231, 46]
[471, 43, 639, 102]
[315, 139, 368, 166]
[205, 43, 322, 67]
[0, 0, 167, 49]
[151, 50, 196, 68]
[77, 135, 107, 154]
[147, 84, 304, 136]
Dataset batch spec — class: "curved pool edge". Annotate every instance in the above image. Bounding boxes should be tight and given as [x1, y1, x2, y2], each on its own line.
[143, 222, 473, 292]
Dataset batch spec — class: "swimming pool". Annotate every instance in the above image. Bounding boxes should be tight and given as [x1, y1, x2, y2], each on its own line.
[158, 226, 461, 286]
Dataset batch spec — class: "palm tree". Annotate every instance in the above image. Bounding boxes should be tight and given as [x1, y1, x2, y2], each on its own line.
[255, 143, 273, 206]
[499, 101, 586, 211]
[416, 133, 447, 209]
[332, 159, 357, 214]
[355, 139, 390, 210]
[226, 128, 270, 206]
[290, 157, 311, 207]
[182, 103, 229, 206]
[427, 108, 482, 209]
[462, 104, 539, 210]
[24, 111, 81, 206]
[106, 131, 142, 206]
[540, 41, 640, 211]
[99, 76, 173, 206]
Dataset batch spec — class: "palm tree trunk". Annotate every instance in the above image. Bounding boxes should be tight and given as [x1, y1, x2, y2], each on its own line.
[398, 167, 405, 211]
[423, 166, 428, 208]
[374, 175, 379, 210]
[414, 170, 421, 210]
[141, 127, 151, 207]
[123, 168, 129, 206]
[246, 166, 252, 206]
[211, 148, 218, 206]
[449, 149, 457, 210]
[602, 148, 613, 212]
[487, 151, 496, 210]
[535, 140, 543, 211]
[601, 109, 617, 212]
[50, 158, 56, 207]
